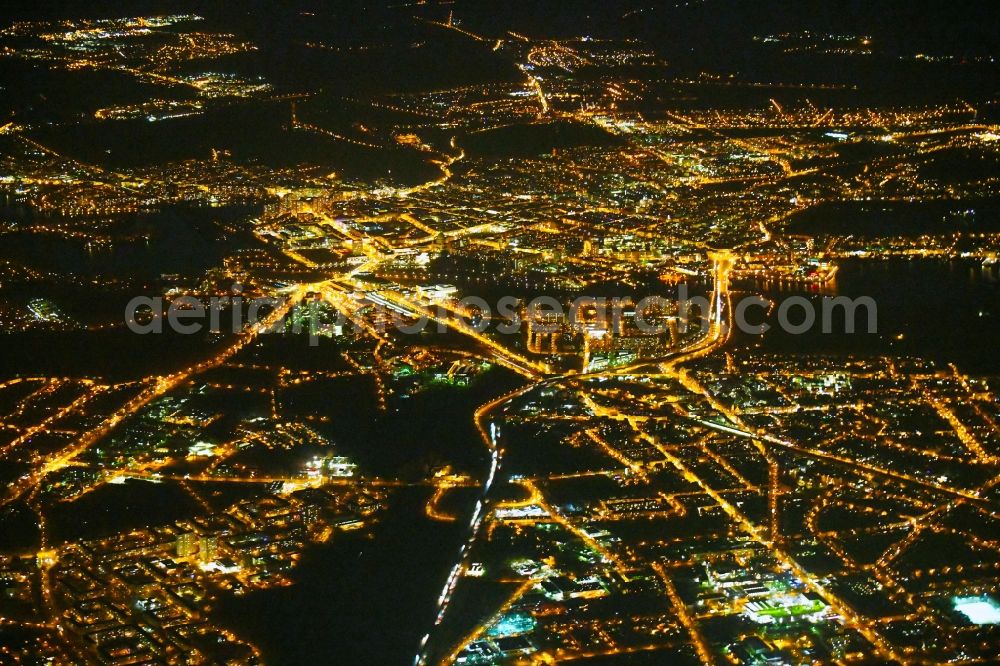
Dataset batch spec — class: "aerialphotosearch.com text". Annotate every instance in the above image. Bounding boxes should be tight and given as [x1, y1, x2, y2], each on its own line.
[124, 286, 877, 344]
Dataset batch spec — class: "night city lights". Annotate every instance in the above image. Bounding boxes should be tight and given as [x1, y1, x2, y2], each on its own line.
[0, 1, 999, 665]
